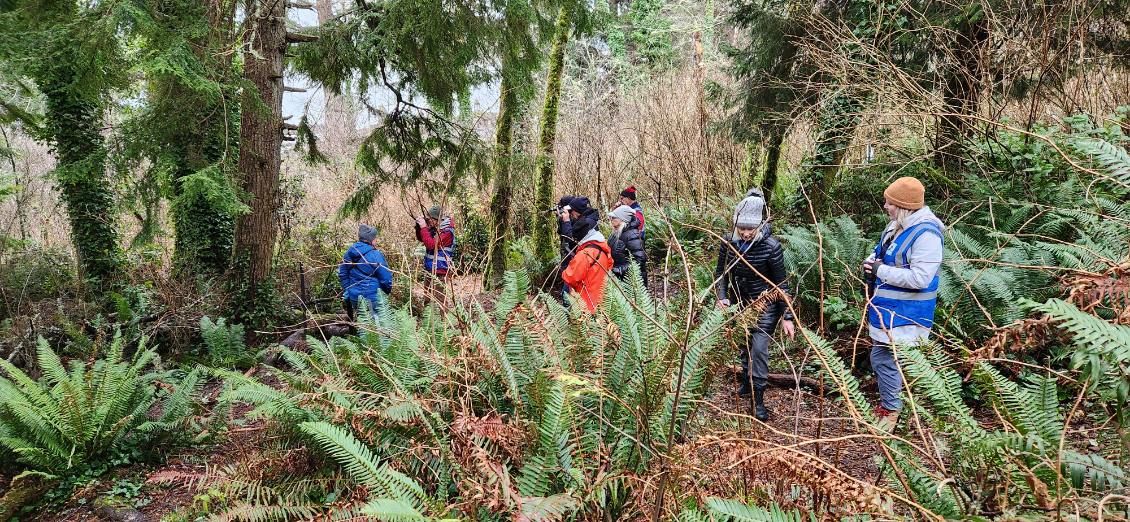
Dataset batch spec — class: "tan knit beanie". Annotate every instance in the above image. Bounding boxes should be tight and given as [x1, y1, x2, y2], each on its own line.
[883, 177, 925, 210]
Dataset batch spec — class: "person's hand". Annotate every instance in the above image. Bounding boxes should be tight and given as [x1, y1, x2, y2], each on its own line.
[780, 319, 796, 340]
[416, 216, 427, 227]
[717, 298, 730, 310]
[861, 258, 881, 277]
[560, 210, 570, 222]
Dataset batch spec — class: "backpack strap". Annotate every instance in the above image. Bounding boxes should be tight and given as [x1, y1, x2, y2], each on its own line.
[580, 242, 607, 270]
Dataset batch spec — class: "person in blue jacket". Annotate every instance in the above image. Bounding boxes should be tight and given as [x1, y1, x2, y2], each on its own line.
[338, 223, 394, 321]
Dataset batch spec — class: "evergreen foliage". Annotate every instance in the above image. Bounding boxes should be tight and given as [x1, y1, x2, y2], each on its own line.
[217, 267, 728, 518]
[0, 333, 204, 475]
[118, 0, 242, 274]
[289, 0, 535, 214]
[0, 0, 129, 287]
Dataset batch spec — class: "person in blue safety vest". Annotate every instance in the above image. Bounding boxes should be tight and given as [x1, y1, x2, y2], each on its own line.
[861, 176, 946, 431]
[338, 223, 394, 323]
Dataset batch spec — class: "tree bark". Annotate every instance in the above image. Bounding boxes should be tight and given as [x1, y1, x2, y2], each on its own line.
[933, 17, 988, 174]
[231, 0, 286, 321]
[533, 5, 572, 263]
[487, 72, 517, 288]
[760, 127, 786, 201]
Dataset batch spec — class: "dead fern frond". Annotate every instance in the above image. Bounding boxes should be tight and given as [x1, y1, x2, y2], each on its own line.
[1065, 262, 1130, 324]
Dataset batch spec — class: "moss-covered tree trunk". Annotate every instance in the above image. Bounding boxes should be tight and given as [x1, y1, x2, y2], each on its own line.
[795, 94, 861, 216]
[532, 5, 572, 263]
[760, 127, 786, 201]
[230, 0, 286, 327]
[487, 72, 517, 288]
[41, 65, 120, 287]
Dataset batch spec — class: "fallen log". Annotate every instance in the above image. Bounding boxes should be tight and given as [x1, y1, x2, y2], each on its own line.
[278, 317, 354, 350]
[765, 372, 826, 392]
[723, 364, 828, 393]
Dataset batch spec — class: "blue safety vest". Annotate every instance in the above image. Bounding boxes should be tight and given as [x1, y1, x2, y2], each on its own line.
[868, 222, 943, 330]
[424, 225, 456, 273]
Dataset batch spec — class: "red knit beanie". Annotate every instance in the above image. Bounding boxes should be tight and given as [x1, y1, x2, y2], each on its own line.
[883, 177, 925, 210]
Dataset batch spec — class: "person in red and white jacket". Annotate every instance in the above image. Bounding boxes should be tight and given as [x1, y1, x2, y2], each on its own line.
[619, 186, 646, 240]
[414, 206, 456, 279]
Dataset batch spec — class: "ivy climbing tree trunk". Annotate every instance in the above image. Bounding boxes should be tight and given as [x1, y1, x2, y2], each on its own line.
[487, 73, 517, 288]
[139, 0, 239, 276]
[533, 5, 572, 263]
[41, 65, 120, 288]
[230, 0, 286, 326]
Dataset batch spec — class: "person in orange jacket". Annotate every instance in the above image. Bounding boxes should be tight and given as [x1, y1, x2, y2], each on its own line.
[562, 226, 613, 313]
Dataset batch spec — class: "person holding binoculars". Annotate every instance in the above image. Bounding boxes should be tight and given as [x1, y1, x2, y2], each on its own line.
[861, 176, 946, 431]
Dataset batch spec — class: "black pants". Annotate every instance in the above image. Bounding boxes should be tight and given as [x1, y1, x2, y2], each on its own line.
[739, 310, 782, 389]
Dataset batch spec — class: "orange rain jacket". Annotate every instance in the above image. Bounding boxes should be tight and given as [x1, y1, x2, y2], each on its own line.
[562, 231, 613, 313]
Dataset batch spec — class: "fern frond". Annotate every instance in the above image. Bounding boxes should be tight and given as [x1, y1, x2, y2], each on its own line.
[214, 502, 322, 522]
[705, 497, 807, 522]
[518, 493, 580, 521]
[298, 421, 426, 510]
[897, 345, 980, 434]
[1071, 137, 1130, 192]
[359, 499, 426, 521]
[1061, 450, 1126, 491]
[974, 364, 1062, 446]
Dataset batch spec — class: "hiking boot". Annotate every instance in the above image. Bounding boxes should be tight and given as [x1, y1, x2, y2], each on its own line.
[753, 386, 770, 422]
[737, 378, 752, 398]
[873, 405, 899, 432]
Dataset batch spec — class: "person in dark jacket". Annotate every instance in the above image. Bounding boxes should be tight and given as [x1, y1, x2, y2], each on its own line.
[556, 196, 601, 300]
[556, 195, 578, 261]
[339, 223, 394, 322]
[560, 196, 600, 248]
[608, 205, 647, 286]
[714, 188, 796, 421]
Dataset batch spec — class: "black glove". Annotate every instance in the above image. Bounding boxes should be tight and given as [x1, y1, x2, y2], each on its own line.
[863, 258, 882, 284]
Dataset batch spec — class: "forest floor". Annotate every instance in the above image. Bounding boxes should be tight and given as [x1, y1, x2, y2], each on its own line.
[17, 276, 896, 521]
[29, 369, 886, 521]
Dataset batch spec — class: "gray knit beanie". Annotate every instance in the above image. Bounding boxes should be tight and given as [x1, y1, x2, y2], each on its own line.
[733, 193, 765, 229]
[609, 205, 636, 223]
[358, 223, 378, 243]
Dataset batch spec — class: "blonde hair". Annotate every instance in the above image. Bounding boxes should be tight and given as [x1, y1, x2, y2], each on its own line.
[889, 207, 915, 239]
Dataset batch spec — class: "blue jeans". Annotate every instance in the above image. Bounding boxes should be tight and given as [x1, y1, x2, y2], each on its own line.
[870, 342, 902, 411]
